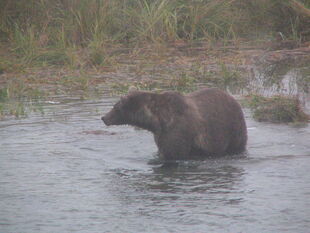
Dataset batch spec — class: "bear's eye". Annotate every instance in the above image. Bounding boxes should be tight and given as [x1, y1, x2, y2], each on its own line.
[117, 96, 127, 107]
[114, 101, 122, 110]
[113, 98, 126, 113]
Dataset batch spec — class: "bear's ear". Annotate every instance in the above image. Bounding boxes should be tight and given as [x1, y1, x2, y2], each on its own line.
[128, 86, 138, 93]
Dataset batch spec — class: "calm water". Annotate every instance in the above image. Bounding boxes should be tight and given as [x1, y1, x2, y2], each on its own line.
[1, 96, 310, 233]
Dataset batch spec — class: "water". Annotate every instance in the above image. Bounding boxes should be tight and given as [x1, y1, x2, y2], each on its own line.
[249, 67, 310, 114]
[1, 96, 310, 233]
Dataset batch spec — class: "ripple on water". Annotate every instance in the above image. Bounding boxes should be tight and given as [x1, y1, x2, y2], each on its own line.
[0, 96, 310, 233]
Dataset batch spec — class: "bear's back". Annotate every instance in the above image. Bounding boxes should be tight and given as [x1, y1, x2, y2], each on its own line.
[187, 88, 241, 119]
[186, 88, 247, 155]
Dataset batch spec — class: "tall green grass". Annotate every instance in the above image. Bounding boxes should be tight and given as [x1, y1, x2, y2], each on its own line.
[0, 0, 309, 66]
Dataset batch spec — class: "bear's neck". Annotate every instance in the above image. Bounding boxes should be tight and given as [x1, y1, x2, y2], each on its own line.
[132, 121, 158, 133]
[128, 109, 160, 134]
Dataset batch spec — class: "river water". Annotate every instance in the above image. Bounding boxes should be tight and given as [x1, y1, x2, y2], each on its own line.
[0, 95, 310, 233]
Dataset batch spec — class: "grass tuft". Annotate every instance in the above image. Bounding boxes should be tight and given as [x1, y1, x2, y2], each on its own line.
[0, 79, 45, 118]
[1, 0, 309, 52]
[245, 94, 309, 123]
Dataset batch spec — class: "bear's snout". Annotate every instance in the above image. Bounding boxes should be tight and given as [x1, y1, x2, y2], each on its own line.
[101, 116, 111, 126]
[102, 110, 118, 126]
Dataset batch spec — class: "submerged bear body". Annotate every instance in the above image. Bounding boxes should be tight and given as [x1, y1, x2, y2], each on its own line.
[102, 88, 247, 160]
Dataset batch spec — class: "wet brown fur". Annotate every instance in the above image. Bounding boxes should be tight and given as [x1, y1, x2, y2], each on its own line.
[102, 88, 247, 160]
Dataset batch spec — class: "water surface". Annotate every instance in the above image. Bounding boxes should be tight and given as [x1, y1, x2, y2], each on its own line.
[1, 96, 310, 233]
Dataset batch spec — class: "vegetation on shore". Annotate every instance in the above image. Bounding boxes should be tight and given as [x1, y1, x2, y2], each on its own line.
[0, 79, 44, 118]
[1, 0, 309, 69]
[0, 0, 309, 121]
[244, 94, 309, 123]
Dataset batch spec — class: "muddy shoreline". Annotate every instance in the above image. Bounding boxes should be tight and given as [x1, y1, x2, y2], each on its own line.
[0, 41, 309, 118]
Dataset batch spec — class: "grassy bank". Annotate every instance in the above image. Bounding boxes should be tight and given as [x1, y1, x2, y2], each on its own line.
[0, 0, 309, 120]
[244, 94, 309, 123]
[1, 0, 309, 68]
[0, 0, 309, 81]
[2, 0, 309, 44]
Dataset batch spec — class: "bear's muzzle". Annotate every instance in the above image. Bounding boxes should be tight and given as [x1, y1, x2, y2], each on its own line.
[101, 116, 111, 126]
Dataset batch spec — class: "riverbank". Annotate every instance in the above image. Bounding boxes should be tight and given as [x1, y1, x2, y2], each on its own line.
[1, 39, 309, 92]
[0, 39, 309, 121]
[0, 0, 309, 120]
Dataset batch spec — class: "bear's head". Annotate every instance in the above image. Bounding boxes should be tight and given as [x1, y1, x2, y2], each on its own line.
[102, 90, 157, 130]
[102, 89, 187, 132]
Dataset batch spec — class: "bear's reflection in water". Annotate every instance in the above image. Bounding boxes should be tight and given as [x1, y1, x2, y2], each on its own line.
[111, 158, 245, 201]
[149, 162, 245, 195]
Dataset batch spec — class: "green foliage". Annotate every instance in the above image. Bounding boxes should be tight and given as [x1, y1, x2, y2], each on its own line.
[0, 58, 23, 73]
[245, 94, 309, 123]
[87, 40, 107, 66]
[35, 50, 71, 66]
[188, 62, 247, 91]
[3, 79, 44, 100]
[2, 0, 308, 51]
[60, 75, 91, 91]
[0, 88, 8, 102]
[167, 72, 196, 92]
[0, 79, 45, 118]
[217, 63, 245, 89]
[11, 25, 39, 63]
[125, 0, 179, 42]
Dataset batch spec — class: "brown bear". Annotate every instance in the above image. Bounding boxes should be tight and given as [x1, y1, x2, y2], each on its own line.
[102, 88, 247, 160]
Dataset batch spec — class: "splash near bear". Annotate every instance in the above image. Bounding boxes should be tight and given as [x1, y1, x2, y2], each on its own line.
[102, 88, 247, 160]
